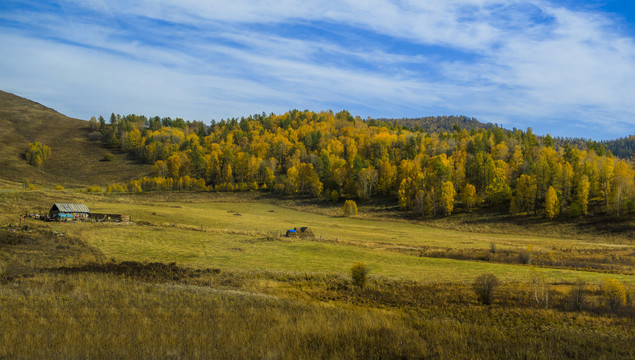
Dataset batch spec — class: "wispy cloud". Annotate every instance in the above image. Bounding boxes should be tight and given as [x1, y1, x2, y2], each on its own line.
[0, 0, 634, 139]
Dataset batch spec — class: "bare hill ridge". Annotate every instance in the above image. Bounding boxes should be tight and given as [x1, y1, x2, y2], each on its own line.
[0, 90, 149, 187]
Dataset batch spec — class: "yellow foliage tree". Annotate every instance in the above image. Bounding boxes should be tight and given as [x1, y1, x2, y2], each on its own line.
[358, 167, 378, 200]
[612, 160, 634, 216]
[296, 163, 323, 197]
[222, 163, 233, 184]
[167, 154, 182, 179]
[285, 166, 299, 194]
[577, 175, 590, 216]
[512, 174, 537, 214]
[152, 160, 168, 177]
[441, 181, 455, 215]
[601, 278, 626, 312]
[545, 186, 559, 219]
[398, 178, 413, 209]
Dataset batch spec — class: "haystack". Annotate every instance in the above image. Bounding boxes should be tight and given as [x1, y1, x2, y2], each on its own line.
[298, 227, 315, 240]
[285, 227, 315, 239]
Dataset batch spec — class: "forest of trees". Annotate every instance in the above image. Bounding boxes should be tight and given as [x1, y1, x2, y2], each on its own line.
[601, 136, 635, 160]
[90, 110, 635, 218]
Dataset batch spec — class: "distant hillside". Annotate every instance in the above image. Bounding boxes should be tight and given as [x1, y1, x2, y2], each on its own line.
[0, 90, 150, 187]
[378, 115, 496, 133]
[550, 135, 635, 160]
[602, 136, 635, 159]
[381, 115, 633, 159]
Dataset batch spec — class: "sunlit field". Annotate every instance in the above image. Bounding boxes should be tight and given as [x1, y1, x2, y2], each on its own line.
[1, 190, 633, 359]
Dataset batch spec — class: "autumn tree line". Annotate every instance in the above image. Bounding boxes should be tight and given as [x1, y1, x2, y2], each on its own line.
[89, 110, 635, 218]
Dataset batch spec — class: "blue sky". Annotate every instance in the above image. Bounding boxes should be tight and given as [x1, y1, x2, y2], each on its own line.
[1, 0, 634, 140]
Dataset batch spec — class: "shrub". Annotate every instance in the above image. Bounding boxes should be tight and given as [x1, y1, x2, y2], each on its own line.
[55, 185, 65, 191]
[25, 142, 51, 167]
[330, 190, 339, 203]
[473, 273, 500, 305]
[85, 185, 102, 193]
[351, 262, 369, 288]
[273, 183, 285, 193]
[107, 184, 127, 193]
[215, 182, 235, 192]
[88, 131, 101, 141]
[530, 270, 550, 308]
[602, 278, 626, 312]
[24, 179, 37, 190]
[89, 116, 99, 131]
[519, 249, 532, 265]
[568, 201, 582, 218]
[102, 153, 114, 161]
[342, 200, 358, 217]
[565, 279, 586, 311]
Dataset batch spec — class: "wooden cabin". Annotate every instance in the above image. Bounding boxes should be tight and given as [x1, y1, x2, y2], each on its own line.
[48, 203, 91, 220]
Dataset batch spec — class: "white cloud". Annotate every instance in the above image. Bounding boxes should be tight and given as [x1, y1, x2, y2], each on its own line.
[0, 31, 430, 121]
[1, 0, 634, 138]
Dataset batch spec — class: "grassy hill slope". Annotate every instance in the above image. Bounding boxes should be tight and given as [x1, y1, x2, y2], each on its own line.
[0, 91, 150, 187]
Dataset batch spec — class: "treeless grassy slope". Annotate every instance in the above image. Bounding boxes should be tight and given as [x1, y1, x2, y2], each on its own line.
[0, 90, 150, 187]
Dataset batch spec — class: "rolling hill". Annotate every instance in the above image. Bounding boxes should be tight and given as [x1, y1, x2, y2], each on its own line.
[0, 90, 150, 187]
[378, 115, 497, 133]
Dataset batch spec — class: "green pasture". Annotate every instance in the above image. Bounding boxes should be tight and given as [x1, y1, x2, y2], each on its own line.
[85, 200, 628, 251]
[45, 198, 634, 284]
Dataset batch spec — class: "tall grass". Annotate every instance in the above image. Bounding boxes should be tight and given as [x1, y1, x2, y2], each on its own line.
[0, 272, 423, 359]
[1, 272, 633, 360]
[1, 225, 633, 359]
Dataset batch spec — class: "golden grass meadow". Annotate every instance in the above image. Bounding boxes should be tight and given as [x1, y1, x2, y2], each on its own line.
[1, 189, 633, 359]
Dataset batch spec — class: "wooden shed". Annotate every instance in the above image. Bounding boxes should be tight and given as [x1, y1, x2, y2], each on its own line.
[90, 213, 131, 222]
[49, 203, 91, 220]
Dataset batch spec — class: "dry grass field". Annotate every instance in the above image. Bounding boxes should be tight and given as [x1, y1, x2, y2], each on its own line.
[1, 189, 633, 359]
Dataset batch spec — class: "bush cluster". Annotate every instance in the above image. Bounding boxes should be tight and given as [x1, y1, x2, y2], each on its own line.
[342, 200, 358, 216]
[351, 262, 369, 288]
[25, 142, 51, 167]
